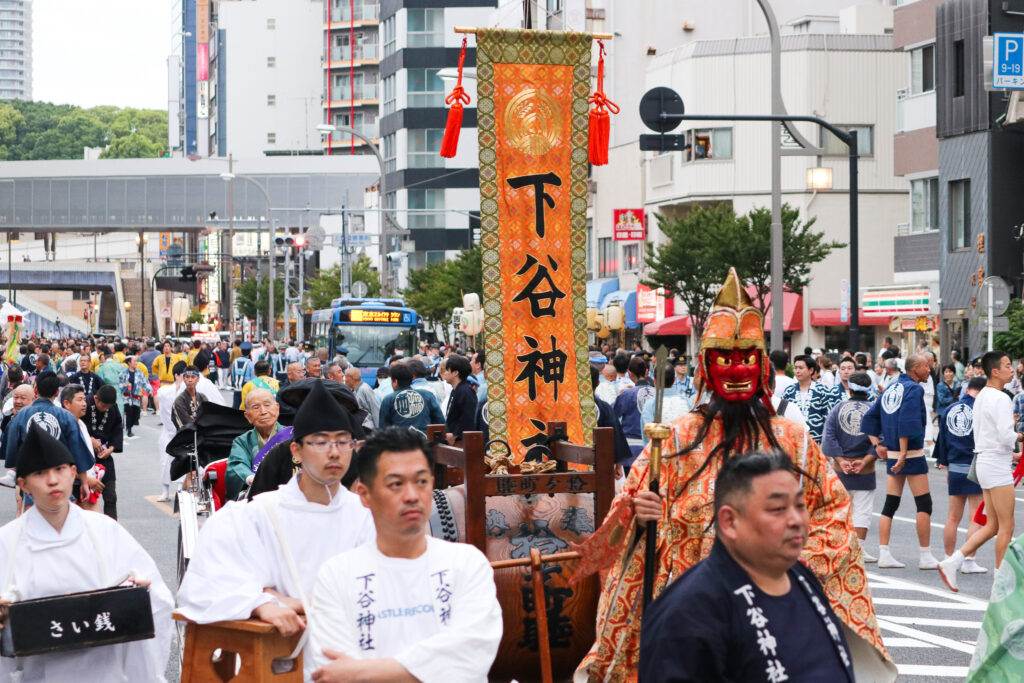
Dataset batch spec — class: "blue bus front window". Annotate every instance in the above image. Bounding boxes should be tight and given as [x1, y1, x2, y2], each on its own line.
[334, 325, 416, 366]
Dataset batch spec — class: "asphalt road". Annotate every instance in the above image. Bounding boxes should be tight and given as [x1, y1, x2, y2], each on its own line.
[0, 399, 1008, 681]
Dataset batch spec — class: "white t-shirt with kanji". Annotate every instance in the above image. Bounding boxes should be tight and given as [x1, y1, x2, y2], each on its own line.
[308, 536, 502, 682]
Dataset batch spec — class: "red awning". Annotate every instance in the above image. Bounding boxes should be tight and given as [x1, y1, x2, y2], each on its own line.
[643, 314, 692, 336]
[810, 309, 892, 327]
[753, 289, 803, 333]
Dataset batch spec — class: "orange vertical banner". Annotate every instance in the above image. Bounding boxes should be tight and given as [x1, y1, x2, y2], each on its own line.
[477, 29, 597, 460]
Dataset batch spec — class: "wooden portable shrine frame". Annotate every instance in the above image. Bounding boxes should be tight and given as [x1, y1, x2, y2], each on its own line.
[426, 422, 614, 683]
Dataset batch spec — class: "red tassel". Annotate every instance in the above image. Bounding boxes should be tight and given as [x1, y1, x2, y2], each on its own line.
[440, 37, 470, 159]
[588, 40, 619, 166]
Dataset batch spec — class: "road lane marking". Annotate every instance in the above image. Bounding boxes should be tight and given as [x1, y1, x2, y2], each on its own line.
[873, 598, 987, 611]
[880, 616, 982, 629]
[867, 571, 990, 606]
[876, 618, 976, 654]
[144, 494, 178, 518]
[883, 637, 938, 648]
[897, 664, 969, 677]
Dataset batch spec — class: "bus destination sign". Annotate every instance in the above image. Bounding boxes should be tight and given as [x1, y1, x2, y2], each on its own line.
[347, 309, 407, 323]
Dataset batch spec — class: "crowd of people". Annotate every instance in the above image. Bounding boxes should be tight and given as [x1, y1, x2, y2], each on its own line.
[0, 309, 1019, 681]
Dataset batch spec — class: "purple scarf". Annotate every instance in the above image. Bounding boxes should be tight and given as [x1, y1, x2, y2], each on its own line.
[252, 426, 293, 474]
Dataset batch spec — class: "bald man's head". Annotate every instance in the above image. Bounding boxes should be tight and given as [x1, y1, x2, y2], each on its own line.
[344, 366, 362, 390]
[243, 388, 279, 431]
[11, 384, 33, 413]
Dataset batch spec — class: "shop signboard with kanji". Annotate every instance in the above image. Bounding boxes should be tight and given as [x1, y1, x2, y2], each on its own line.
[636, 284, 672, 323]
[477, 29, 598, 460]
[613, 209, 644, 241]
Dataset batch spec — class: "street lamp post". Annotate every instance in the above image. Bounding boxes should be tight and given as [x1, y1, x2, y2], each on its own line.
[219, 171, 275, 341]
[135, 232, 148, 338]
[315, 123, 401, 294]
[123, 301, 132, 337]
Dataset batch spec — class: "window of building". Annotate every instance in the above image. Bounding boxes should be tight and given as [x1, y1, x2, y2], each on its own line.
[598, 237, 616, 277]
[910, 177, 938, 233]
[267, 56, 276, 68]
[688, 128, 732, 161]
[622, 243, 641, 271]
[407, 68, 444, 107]
[408, 189, 444, 229]
[408, 129, 444, 168]
[426, 250, 446, 264]
[382, 75, 396, 115]
[910, 44, 934, 95]
[267, 94, 276, 106]
[383, 16, 396, 57]
[267, 132, 276, 144]
[950, 179, 970, 250]
[267, 18, 276, 30]
[820, 125, 873, 156]
[953, 40, 965, 97]
[407, 8, 443, 48]
[383, 133, 396, 173]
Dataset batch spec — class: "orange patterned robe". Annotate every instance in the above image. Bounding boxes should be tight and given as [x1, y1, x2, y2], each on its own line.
[572, 413, 895, 682]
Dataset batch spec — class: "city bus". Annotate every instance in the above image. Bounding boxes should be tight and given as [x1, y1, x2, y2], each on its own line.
[309, 297, 418, 385]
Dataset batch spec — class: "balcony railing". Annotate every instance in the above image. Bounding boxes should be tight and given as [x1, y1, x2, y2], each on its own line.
[330, 44, 378, 61]
[331, 4, 379, 22]
[896, 222, 939, 237]
[330, 84, 378, 101]
[896, 87, 936, 133]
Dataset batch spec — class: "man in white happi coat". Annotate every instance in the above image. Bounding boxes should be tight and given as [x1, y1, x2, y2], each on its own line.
[176, 380, 374, 680]
[0, 422, 172, 682]
[308, 427, 501, 682]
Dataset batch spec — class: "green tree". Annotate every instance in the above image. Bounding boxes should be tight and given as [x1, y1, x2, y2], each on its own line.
[100, 131, 162, 159]
[994, 298, 1024, 358]
[235, 276, 285, 322]
[643, 205, 738, 337]
[307, 258, 383, 310]
[400, 246, 483, 342]
[351, 255, 383, 298]
[0, 103, 24, 160]
[736, 204, 845, 317]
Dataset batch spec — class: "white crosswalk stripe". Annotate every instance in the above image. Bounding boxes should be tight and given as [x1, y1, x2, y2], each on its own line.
[868, 571, 987, 680]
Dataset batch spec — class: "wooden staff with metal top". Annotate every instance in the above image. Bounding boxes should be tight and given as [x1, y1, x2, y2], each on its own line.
[642, 347, 674, 611]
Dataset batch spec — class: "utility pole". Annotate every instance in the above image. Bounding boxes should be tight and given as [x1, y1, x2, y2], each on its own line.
[283, 241, 291, 340]
[227, 152, 235, 335]
[341, 206, 351, 296]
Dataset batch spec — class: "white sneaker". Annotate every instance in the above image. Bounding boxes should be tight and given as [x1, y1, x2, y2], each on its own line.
[938, 555, 962, 591]
[878, 553, 906, 569]
[862, 550, 878, 563]
[0, 470, 16, 488]
[961, 558, 988, 574]
[919, 554, 940, 570]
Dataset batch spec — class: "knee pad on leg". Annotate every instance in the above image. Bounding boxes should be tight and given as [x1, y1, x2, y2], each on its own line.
[881, 494, 901, 519]
[914, 493, 933, 517]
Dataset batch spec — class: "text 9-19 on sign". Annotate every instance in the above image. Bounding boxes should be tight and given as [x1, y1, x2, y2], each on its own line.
[613, 209, 645, 241]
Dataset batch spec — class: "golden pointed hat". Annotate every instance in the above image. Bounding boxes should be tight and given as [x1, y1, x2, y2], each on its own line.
[700, 267, 766, 353]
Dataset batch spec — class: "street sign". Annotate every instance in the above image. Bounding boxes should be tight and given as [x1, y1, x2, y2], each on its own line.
[330, 233, 374, 247]
[840, 279, 850, 323]
[982, 276, 1011, 316]
[639, 87, 684, 133]
[994, 33, 1024, 89]
[980, 316, 1010, 333]
[352, 280, 368, 298]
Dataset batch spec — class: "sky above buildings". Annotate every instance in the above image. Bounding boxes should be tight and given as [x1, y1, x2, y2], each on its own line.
[33, 0, 171, 110]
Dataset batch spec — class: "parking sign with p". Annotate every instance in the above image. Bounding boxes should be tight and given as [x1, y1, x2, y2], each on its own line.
[994, 33, 1024, 89]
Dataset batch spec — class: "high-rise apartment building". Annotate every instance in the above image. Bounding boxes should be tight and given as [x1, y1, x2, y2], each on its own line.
[322, 0, 381, 153]
[0, 0, 31, 100]
[378, 0, 494, 286]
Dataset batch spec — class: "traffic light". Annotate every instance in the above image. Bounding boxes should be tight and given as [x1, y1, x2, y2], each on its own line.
[274, 233, 310, 250]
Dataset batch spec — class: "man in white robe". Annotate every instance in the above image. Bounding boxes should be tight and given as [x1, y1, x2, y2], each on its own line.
[176, 380, 374, 680]
[155, 361, 186, 501]
[308, 427, 501, 682]
[0, 422, 172, 682]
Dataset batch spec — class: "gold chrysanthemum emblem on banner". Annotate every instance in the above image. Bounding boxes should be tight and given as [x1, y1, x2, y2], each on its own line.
[504, 87, 562, 155]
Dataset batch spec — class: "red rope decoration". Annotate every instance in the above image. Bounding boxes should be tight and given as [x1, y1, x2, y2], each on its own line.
[588, 40, 619, 166]
[440, 36, 470, 159]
